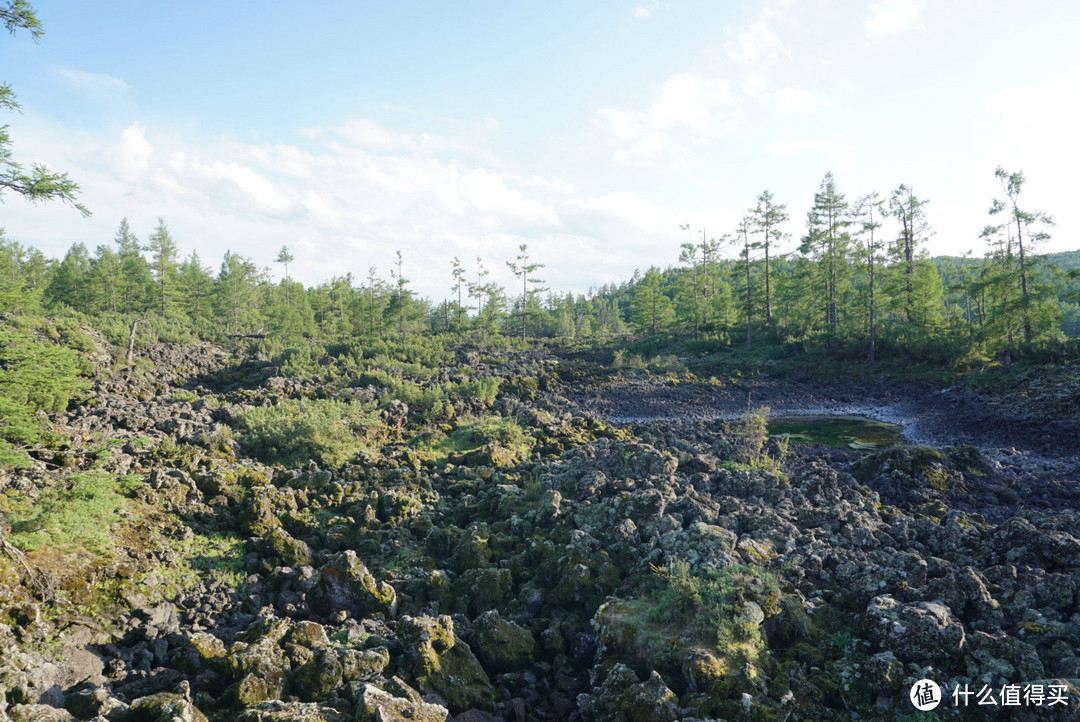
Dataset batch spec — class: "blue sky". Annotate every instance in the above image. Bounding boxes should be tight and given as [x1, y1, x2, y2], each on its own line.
[3, 0, 1079, 300]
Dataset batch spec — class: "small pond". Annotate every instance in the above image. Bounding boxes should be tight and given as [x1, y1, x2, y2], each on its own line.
[768, 415, 902, 449]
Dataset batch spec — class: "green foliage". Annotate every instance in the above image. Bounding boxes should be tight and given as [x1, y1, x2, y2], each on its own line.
[232, 398, 380, 467]
[154, 531, 247, 595]
[643, 561, 781, 665]
[453, 376, 501, 404]
[733, 405, 787, 471]
[0, 331, 88, 465]
[0, 472, 136, 556]
[0, 0, 89, 216]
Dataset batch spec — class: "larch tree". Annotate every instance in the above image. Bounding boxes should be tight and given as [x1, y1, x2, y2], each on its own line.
[735, 213, 755, 350]
[677, 229, 701, 335]
[0, 1, 88, 215]
[451, 256, 467, 332]
[989, 166, 1055, 342]
[506, 244, 545, 341]
[802, 173, 851, 341]
[146, 218, 179, 318]
[631, 268, 674, 336]
[888, 184, 930, 323]
[852, 192, 885, 365]
[751, 190, 789, 327]
[275, 244, 294, 306]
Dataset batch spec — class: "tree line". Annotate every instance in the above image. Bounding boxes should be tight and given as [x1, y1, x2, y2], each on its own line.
[617, 168, 1078, 366]
[2, 164, 1076, 368]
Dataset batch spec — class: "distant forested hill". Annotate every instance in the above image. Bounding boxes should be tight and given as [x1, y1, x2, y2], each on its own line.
[933, 250, 1080, 336]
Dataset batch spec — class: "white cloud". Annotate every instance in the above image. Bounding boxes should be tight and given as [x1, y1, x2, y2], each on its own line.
[763, 138, 865, 172]
[305, 119, 462, 156]
[633, 7, 652, 19]
[55, 68, 129, 94]
[650, 74, 733, 128]
[595, 73, 734, 163]
[114, 122, 153, 178]
[773, 88, 821, 115]
[967, 72, 1080, 253]
[209, 161, 293, 214]
[864, 0, 925, 37]
[725, 8, 785, 65]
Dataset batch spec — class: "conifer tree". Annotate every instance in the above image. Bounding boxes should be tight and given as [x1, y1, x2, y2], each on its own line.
[631, 268, 674, 336]
[989, 167, 1055, 342]
[506, 244, 545, 341]
[275, 244, 295, 306]
[852, 192, 885, 364]
[0, 2, 88, 215]
[146, 218, 179, 317]
[751, 190, 789, 327]
[114, 218, 151, 313]
[177, 250, 213, 319]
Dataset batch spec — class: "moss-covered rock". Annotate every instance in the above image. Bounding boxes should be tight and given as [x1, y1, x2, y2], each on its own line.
[580, 664, 680, 722]
[173, 632, 227, 674]
[355, 679, 448, 722]
[227, 637, 289, 705]
[260, 526, 313, 567]
[127, 692, 210, 722]
[398, 614, 456, 677]
[456, 567, 513, 615]
[473, 609, 535, 673]
[307, 551, 396, 618]
[396, 614, 493, 713]
[417, 641, 494, 713]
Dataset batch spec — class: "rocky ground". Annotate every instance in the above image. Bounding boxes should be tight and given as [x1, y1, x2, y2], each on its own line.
[2, 338, 1080, 720]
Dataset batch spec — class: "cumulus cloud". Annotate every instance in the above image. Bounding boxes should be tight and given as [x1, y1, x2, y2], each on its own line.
[633, 7, 652, 19]
[864, 0, 925, 37]
[113, 122, 153, 178]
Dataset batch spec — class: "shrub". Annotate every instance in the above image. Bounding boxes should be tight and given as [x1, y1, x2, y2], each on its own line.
[733, 405, 787, 472]
[1, 472, 135, 556]
[232, 398, 380, 467]
[645, 561, 781, 665]
[0, 332, 89, 466]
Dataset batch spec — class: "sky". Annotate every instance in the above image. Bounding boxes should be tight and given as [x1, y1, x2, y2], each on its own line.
[2, 0, 1079, 301]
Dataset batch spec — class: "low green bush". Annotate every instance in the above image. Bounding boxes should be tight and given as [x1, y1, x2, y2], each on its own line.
[232, 398, 380, 467]
[1, 472, 139, 556]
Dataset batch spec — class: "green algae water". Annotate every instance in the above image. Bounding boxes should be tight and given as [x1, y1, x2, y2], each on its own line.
[768, 415, 902, 449]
